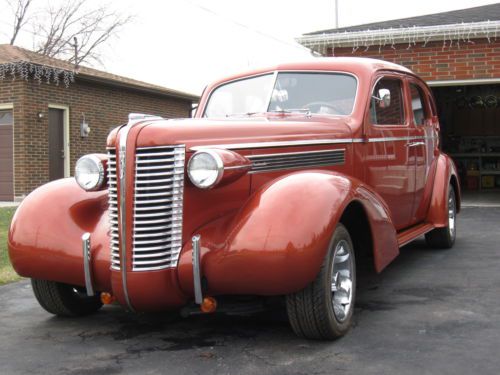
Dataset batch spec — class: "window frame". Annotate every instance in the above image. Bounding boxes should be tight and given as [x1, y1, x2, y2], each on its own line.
[368, 74, 408, 128]
[202, 70, 360, 118]
[408, 80, 431, 126]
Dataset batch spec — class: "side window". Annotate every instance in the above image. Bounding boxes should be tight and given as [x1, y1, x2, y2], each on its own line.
[409, 83, 429, 125]
[370, 78, 405, 125]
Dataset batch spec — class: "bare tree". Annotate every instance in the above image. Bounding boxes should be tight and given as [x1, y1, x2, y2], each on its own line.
[7, 0, 33, 45]
[5, 0, 131, 66]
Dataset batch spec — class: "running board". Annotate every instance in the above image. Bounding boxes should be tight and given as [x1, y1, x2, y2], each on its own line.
[397, 223, 434, 248]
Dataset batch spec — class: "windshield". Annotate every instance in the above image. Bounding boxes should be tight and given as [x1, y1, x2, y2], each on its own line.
[203, 72, 357, 118]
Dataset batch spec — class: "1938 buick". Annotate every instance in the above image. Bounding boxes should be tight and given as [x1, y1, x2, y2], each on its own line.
[8, 58, 460, 340]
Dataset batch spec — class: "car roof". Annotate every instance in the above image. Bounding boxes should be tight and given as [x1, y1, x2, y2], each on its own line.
[208, 57, 414, 88]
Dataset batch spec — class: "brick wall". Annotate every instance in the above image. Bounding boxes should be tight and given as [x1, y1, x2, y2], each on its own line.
[329, 38, 500, 81]
[1, 77, 193, 199]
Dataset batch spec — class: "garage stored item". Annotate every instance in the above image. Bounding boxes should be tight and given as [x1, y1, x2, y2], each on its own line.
[482, 175, 495, 188]
[466, 176, 480, 190]
[466, 169, 480, 177]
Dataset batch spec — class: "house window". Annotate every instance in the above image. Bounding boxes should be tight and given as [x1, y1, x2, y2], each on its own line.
[0, 110, 13, 125]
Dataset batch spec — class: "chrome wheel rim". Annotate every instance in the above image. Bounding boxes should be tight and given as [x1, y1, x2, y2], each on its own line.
[331, 239, 354, 322]
[448, 193, 456, 239]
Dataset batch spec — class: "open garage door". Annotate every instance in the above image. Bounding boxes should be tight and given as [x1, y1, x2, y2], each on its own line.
[0, 109, 14, 201]
[432, 83, 500, 205]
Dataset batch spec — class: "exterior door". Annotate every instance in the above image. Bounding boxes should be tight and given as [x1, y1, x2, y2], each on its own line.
[364, 76, 414, 230]
[48, 108, 65, 180]
[0, 109, 14, 201]
[408, 81, 436, 223]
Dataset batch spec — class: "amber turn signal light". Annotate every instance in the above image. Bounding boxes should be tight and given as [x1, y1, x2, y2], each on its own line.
[100, 292, 116, 305]
[200, 296, 217, 313]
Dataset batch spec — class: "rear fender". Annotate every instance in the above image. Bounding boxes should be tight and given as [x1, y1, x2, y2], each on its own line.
[8, 179, 112, 291]
[177, 171, 399, 297]
[426, 153, 461, 227]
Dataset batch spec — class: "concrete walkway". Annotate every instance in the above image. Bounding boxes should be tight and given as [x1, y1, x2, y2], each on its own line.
[0, 201, 19, 208]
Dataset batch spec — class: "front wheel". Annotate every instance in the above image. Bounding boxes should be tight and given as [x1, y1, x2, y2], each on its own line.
[286, 223, 356, 340]
[425, 185, 457, 249]
[31, 279, 102, 317]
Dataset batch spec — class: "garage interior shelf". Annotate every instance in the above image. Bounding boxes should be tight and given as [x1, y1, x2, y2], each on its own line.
[450, 153, 500, 190]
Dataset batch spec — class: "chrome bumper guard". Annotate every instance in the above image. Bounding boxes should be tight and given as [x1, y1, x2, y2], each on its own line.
[82, 232, 95, 296]
[192, 234, 203, 304]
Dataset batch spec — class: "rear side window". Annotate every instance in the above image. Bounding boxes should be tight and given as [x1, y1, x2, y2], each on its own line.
[409, 83, 429, 125]
[370, 78, 405, 125]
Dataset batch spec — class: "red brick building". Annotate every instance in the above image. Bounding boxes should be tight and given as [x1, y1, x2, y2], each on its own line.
[298, 4, 500, 193]
[0, 45, 198, 201]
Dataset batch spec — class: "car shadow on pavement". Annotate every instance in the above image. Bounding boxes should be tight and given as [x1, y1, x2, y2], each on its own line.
[39, 236, 435, 349]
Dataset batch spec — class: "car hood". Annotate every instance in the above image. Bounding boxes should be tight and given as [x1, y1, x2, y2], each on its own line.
[106, 114, 357, 151]
[122, 114, 356, 152]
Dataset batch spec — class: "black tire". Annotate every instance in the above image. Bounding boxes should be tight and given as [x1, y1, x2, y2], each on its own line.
[425, 185, 457, 249]
[31, 279, 102, 317]
[286, 223, 356, 340]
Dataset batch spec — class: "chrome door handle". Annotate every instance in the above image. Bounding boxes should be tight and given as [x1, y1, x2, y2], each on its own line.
[406, 141, 425, 147]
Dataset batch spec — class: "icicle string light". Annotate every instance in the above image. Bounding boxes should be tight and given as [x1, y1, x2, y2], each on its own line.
[0, 62, 76, 87]
[297, 20, 500, 55]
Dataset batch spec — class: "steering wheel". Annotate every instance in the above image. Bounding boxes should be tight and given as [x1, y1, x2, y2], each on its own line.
[303, 101, 344, 115]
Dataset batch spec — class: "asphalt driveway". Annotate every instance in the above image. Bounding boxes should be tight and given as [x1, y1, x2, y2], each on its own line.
[1, 207, 499, 375]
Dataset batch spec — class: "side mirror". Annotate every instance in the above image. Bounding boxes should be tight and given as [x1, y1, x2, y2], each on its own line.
[377, 88, 391, 108]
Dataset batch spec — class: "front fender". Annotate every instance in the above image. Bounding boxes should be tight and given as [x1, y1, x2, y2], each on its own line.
[8, 179, 112, 291]
[427, 153, 461, 227]
[177, 171, 398, 297]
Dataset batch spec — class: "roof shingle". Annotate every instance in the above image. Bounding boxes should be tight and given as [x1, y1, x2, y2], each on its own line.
[306, 3, 500, 35]
[0, 44, 198, 101]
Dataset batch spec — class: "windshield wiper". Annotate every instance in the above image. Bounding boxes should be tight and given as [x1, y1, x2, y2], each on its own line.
[269, 108, 311, 115]
[225, 112, 262, 117]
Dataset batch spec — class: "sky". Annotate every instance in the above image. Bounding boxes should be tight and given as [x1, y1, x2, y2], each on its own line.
[0, 0, 499, 95]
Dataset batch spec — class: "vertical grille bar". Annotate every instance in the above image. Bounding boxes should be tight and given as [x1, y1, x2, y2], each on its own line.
[107, 148, 120, 270]
[132, 145, 185, 271]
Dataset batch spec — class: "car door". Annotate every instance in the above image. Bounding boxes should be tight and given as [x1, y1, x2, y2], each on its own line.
[407, 79, 437, 223]
[364, 74, 414, 230]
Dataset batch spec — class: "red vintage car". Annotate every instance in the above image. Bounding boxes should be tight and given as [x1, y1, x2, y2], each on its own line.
[8, 58, 459, 340]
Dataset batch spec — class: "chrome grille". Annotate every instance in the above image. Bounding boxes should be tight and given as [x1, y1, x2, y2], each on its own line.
[107, 148, 120, 270]
[132, 145, 185, 271]
[248, 149, 345, 173]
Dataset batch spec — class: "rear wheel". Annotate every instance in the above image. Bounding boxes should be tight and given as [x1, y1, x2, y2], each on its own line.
[425, 185, 457, 249]
[286, 223, 356, 340]
[31, 279, 102, 317]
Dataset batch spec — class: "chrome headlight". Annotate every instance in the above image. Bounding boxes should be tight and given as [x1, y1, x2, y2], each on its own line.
[187, 150, 224, 189]
[75, 155, 106, 191]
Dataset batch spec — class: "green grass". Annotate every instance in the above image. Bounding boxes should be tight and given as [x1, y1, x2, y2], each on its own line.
[0, 207, 20, 285]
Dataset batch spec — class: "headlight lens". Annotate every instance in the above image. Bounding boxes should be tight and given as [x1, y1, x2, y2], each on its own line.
[75, 155, 105, 191]
[187, 150, 224, 189]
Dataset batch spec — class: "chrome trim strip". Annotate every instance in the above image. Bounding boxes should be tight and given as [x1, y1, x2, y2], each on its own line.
[82, 232, 94, 296]
[248, 149, 345, 159]
[190, 135, 437, 151]
[192, 235, 203, 305]
[115, 114, 164, 310]
[118, 120, 134, 311]
[190, 138, 359, 151]
[249, 161, 344, 174]
[223, 164, 252, 171]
